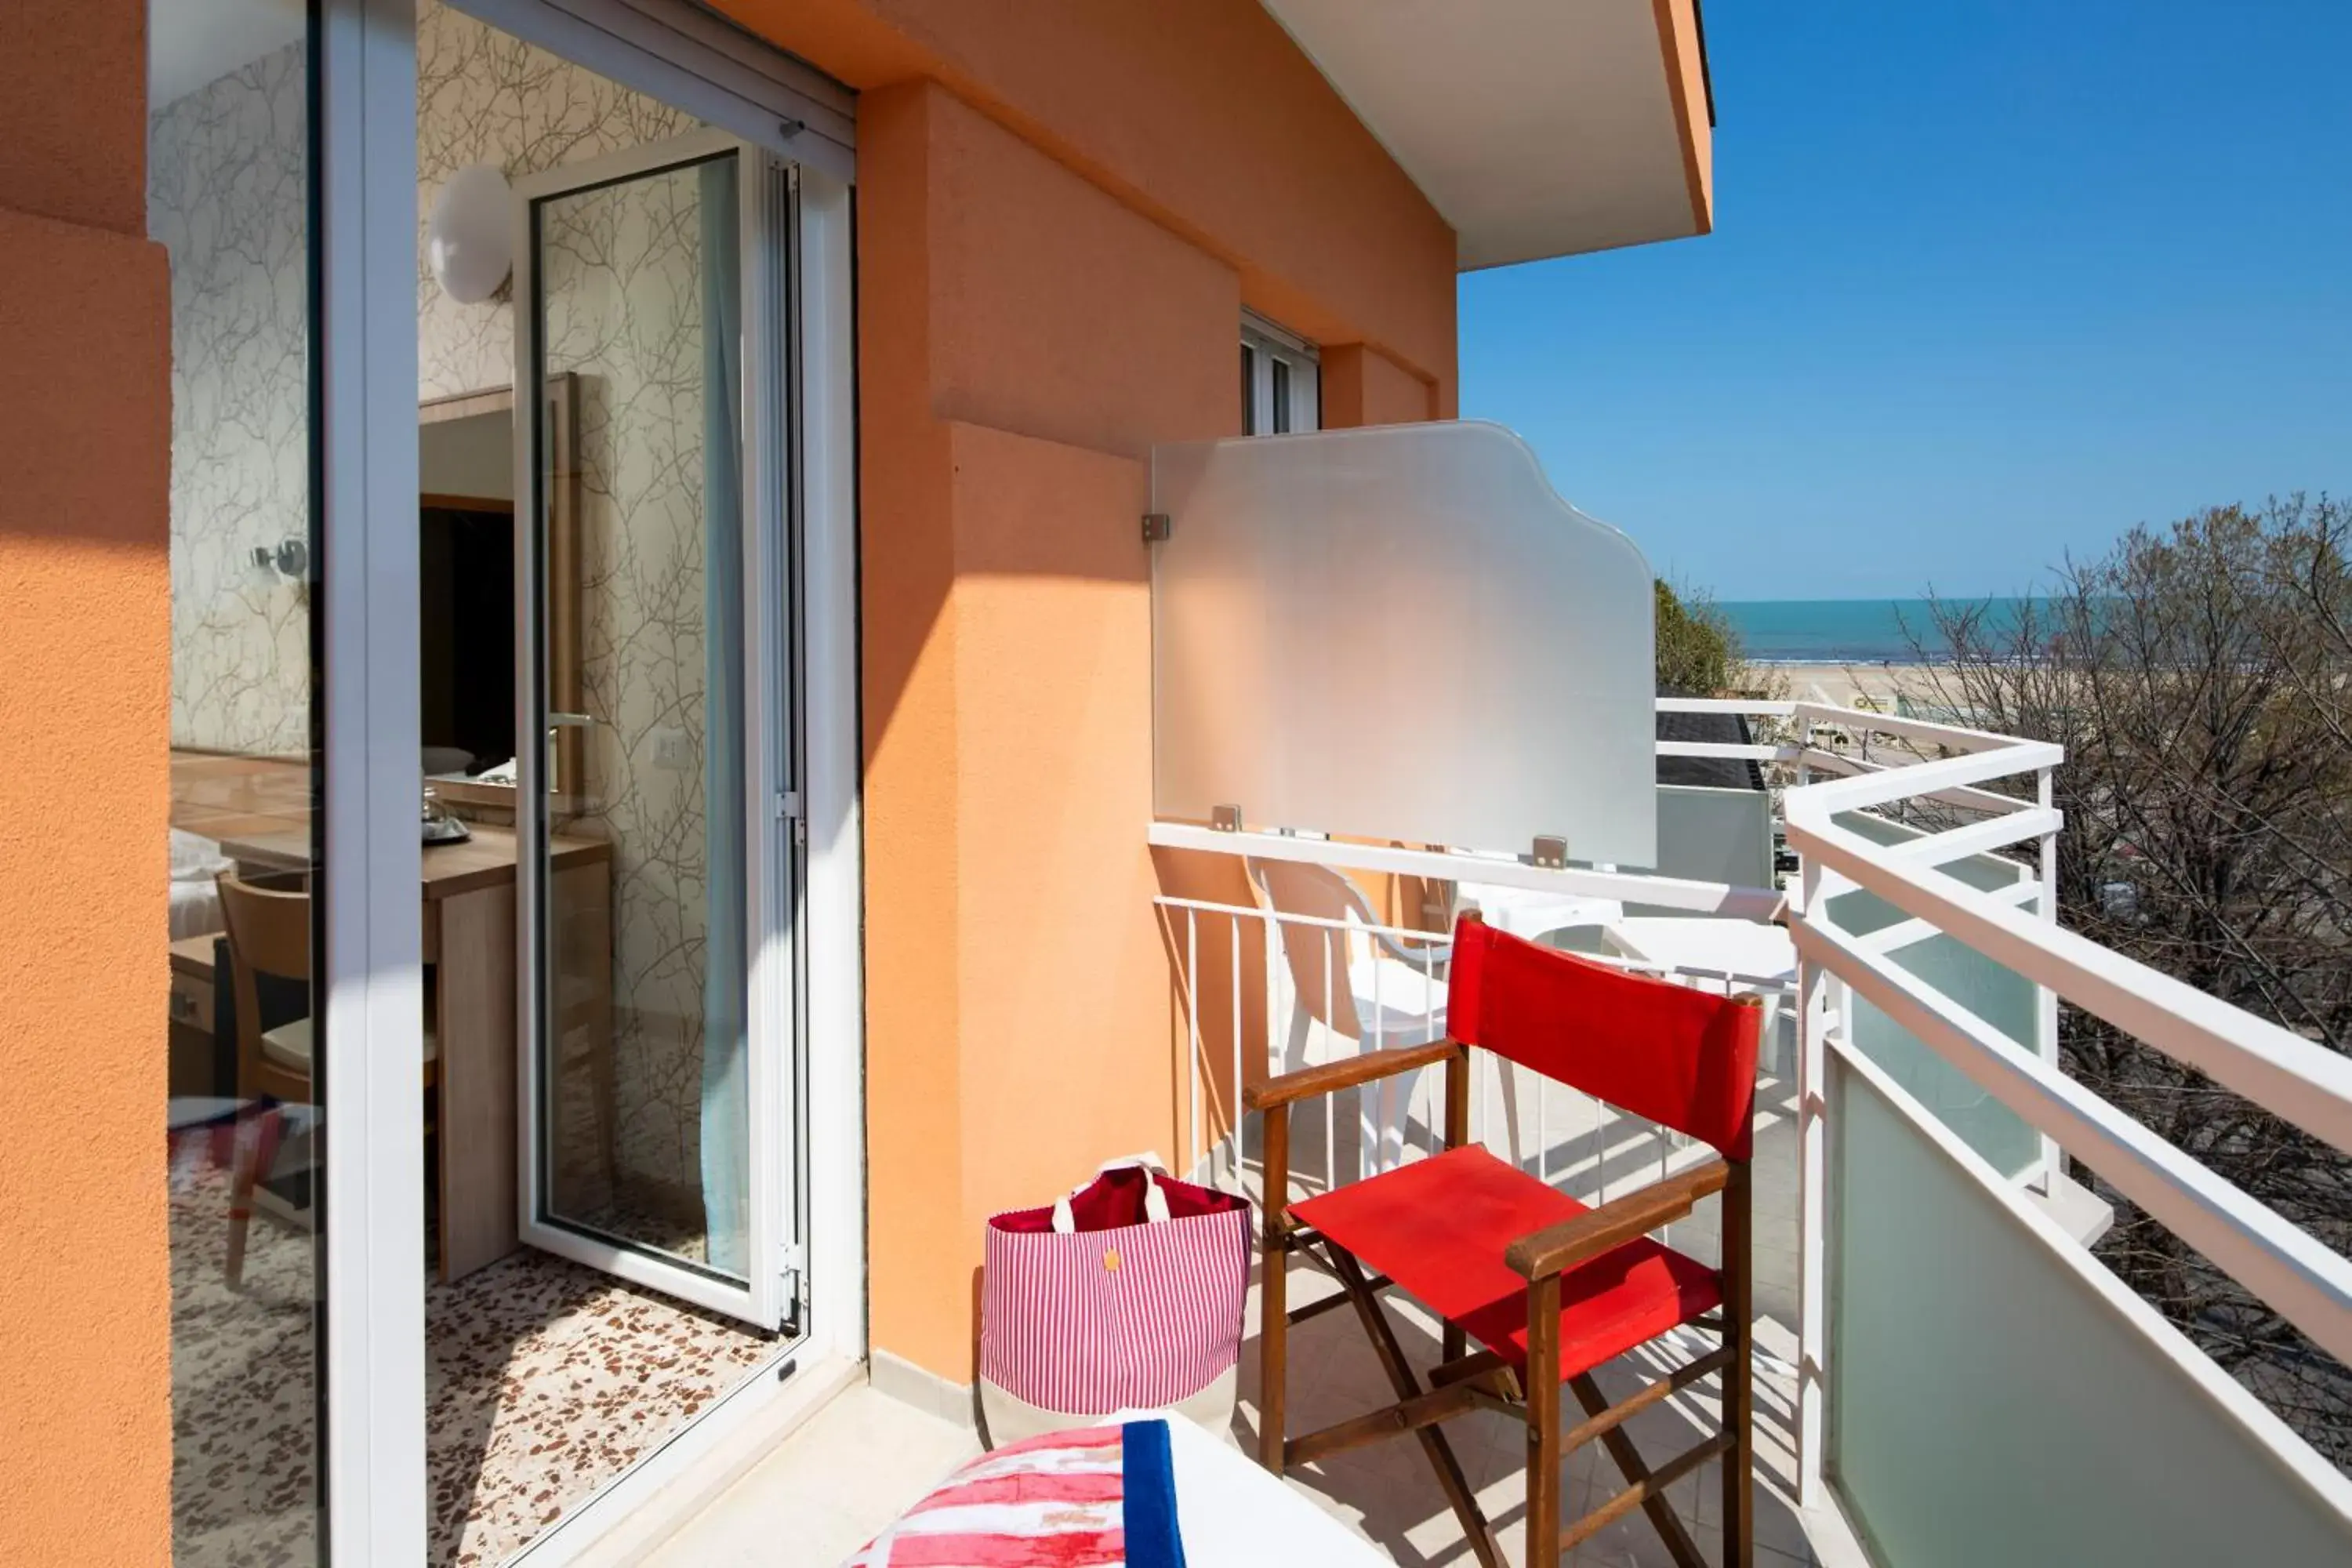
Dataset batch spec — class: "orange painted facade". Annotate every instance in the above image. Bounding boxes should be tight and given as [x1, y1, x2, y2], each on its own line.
[716, 0, 1461, 405]
[0, 2, 174, 1563]
[786, 4, 1468, 1377]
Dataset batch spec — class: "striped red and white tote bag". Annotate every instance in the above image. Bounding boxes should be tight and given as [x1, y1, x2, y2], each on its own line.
[978, 1160, 1251, 1447]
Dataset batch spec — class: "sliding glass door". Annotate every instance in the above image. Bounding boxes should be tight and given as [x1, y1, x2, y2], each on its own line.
[154, 0, 428, 1561]
[513, 132, 797, 1328]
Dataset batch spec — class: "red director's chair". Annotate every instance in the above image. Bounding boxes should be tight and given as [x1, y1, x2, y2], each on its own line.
[1247, 915, 1764, 1567]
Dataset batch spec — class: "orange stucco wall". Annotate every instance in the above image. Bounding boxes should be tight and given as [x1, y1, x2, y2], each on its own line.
[855, 78, 1244, 1378]
[1323, 343, 1439, 430]
[717, 0, 1459, 404]
[0, 3, 173, 1563]
[822, 3, 1464, 1380]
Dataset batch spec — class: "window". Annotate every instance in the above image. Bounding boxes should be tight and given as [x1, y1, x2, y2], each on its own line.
[1240, 314, 1319, 435]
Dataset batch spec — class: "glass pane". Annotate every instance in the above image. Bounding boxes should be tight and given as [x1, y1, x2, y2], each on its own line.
[1240, 342, 1257, 434]
[1150, 423, 1657, 866]
[1830, 1055, 2351, 1564]
[1824, 809, 2044, 1176]
[151, 10, 325, 1562]
[1271, 356, 1291, 434]
[535, 154, 750, 1277]
[1643, 785, 1773, 892]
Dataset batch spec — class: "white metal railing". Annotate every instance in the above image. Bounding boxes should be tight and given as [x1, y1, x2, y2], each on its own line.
[1148, 821, 1785, 922]
[1151, 691, 2352, 1535]
[1767, 696, 2352, 1526]
[1150, 884, 1794, 1260]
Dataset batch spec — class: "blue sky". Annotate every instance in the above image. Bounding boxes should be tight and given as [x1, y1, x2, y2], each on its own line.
[1458, 2, 2352, 601]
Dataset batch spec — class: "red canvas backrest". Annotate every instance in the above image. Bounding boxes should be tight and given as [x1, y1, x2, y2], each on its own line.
[1446, 917, 1762, 1160]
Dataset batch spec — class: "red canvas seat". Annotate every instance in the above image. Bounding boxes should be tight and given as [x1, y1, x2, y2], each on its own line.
[1290, 1145, 1721, 1381]
[1247, 916, 1765, 1568]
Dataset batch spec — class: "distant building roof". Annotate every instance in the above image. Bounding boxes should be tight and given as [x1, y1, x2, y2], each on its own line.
[1657, 689, 1765, 791]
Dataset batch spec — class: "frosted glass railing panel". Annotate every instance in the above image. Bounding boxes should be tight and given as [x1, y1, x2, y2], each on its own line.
[1830, 1054, 2352, 1566]
[1626, 786, 1773, 916]
[1825, 810, 2043, 1178]
[1151, 423, 1656, 867]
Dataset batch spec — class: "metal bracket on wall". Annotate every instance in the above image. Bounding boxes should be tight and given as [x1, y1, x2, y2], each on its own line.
[1142, 512, 1172, 543]
[1211, 804, 1243, 833]
[1531, 835, 1569, 869]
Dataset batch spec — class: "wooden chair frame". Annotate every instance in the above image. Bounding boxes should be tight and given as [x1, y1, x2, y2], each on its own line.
[216, 871, 445, 1280]
[1246, 1016, 1758, 1568]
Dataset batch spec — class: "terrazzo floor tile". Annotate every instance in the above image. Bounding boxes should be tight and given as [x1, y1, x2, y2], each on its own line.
[168, 1156, 776, 1567]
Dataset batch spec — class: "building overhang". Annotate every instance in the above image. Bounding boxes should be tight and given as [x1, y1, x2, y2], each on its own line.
[1259, 0, 1715, 270]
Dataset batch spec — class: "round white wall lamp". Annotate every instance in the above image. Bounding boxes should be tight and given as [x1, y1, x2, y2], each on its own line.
[426, 164, 513, 304]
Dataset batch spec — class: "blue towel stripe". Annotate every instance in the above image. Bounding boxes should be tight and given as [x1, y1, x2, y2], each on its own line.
[1120, 1419, 1186, 1568]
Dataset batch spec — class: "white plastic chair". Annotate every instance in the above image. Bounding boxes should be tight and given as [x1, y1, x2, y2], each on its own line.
[1244, 858, 1451, 1174]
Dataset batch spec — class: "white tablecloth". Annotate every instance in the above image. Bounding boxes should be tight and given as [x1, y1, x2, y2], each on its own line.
[1104, 1411, 1392, 1566]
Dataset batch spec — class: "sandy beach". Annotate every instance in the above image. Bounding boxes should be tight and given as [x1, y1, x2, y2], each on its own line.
[1760, 660, 1944, 711]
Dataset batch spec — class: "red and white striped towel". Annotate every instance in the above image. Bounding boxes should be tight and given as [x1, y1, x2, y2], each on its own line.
[844, 1421, 1184, 1568]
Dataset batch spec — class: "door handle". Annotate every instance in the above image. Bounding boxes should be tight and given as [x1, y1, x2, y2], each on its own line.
[548, 712, 598, 728]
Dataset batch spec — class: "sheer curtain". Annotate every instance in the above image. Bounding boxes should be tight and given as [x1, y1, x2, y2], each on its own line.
[697, 154, 749, 1277]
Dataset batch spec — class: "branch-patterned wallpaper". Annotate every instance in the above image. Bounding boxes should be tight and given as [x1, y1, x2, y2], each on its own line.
[150, 42, 311, 759]
[154, 0, 718, 1218]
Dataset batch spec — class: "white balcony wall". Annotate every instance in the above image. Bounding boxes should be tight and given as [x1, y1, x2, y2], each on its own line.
[1149, 423, 1656, 867]
[1828, 1047, 2352, 1566]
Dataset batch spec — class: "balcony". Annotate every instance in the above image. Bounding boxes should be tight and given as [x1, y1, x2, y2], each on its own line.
[655, 705, 2351, 1567]
[661, 426, 2351, 1566]
[1130, 684, 2352, 1564]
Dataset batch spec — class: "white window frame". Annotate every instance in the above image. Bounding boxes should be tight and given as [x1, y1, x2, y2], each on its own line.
[1241, 310, 1319, 436]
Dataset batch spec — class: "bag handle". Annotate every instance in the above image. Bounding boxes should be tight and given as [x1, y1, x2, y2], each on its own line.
[1051, 1152, 1171, 1234]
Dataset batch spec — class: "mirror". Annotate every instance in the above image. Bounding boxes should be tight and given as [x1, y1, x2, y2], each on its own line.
[418, 376, 581, 811]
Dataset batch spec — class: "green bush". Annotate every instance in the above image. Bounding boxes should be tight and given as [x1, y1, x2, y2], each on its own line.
[1654, 578, 1741, 695]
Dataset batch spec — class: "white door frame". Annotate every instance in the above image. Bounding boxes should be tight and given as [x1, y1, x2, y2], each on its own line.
[449, 0, 855, 177]
[318, 0, 427, 1560]
[793, 152, 865, 1377]
[312, 0, 864, 1551]
[510, 128, 794, 1328]
[500, 150, 865, 1568]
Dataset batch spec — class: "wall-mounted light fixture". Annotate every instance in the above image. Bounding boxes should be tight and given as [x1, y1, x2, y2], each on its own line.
[426, 163, 513, 304]
[252, 538, 310, 580]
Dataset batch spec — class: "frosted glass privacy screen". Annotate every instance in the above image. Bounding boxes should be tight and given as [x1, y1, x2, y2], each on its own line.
[1151, 424, 1657, 866]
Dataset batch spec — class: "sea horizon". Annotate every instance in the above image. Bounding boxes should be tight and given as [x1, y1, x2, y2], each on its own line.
[1716, 596, 2053, 665]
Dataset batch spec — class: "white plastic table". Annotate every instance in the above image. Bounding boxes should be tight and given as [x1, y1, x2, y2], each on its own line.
[1605, 916, 1797, 1076]
[1454, 880, 1623, 943]
[1603, 916, 1795, 987]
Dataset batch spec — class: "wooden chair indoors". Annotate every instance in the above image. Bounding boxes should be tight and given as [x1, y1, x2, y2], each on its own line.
[1247, 915, 1764, 1567]
[215, 871, 440, 1281]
